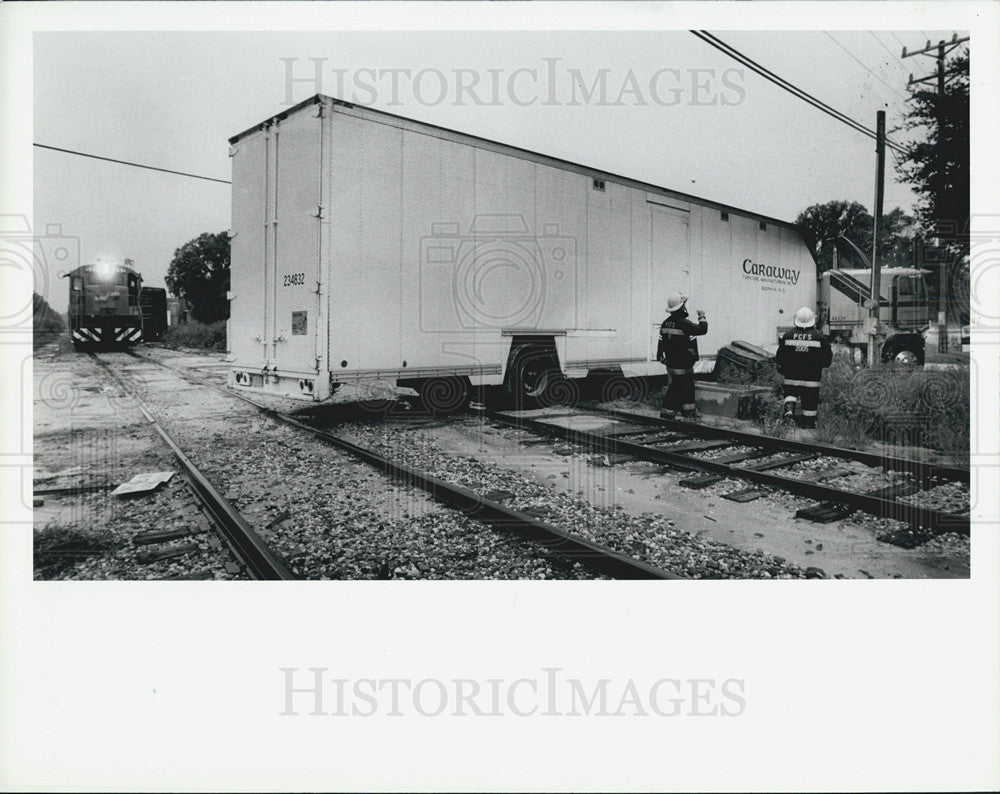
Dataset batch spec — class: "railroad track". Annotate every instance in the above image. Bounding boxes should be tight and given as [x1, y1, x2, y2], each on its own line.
[89, 352, 295, 580]
[482, 405, 970, 543]
[118, 350, 681, 580]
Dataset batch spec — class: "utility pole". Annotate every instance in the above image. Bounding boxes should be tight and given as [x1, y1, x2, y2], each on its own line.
[902, 33, 970, 354]
[867, 110, 885, 367]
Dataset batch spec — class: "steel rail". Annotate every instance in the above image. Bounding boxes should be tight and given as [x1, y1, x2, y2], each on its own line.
[588, 406, 970, 484]
[124, 351, 681, 580]
[484, 409, 969, 537]
[90, 354, 295, 580]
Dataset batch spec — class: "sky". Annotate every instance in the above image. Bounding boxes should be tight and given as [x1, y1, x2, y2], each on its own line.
[31, 28, 964, 313]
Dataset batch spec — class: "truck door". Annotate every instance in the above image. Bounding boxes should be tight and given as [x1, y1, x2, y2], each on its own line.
[892, 274, 927, 328]
[270, 108, 324, 377]
[648, 203, 691, 357]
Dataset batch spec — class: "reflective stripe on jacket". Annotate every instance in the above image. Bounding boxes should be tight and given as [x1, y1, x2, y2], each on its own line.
[657, 313, 707, 369]
[776, 328, 832, 384]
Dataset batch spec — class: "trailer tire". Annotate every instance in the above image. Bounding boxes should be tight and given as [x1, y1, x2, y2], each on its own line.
[505, 346, 558, 409]
[419, 377, 470, 415]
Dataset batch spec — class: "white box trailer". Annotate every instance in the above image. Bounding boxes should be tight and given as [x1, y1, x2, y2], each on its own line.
[227, 95, 818, 403]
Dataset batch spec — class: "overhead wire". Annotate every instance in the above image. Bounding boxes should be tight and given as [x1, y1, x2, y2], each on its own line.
[822, 31, 908, 102]
[689, 30, 907, 155]
[869, 31, 909, 72]
[33, 143, 231, 184]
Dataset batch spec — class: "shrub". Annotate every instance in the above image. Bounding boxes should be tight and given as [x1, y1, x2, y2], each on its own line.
[33, 292, 65, 348]
[160, 320, 226, 352]
[815, 362, 968, 452]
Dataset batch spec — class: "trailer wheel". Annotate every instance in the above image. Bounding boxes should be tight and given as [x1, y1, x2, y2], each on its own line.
[506, 347, 558, 408]
[419, 377, 470, 415]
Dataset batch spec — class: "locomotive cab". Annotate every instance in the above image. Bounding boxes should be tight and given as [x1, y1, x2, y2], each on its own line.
[67, 261, 144, 349]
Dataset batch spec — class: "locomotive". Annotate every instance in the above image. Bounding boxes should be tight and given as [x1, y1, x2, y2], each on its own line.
[66, 260, 144, 349]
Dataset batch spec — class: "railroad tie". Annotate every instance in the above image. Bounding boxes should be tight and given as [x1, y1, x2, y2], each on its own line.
[796, 478, 920, 524]
[721, 487, 765, 503]
[133, 526, 206, 545]
[656, 439, 731, 453]
[795, 503, 852, 523]
[602, 425, 673, 439]
[679, 449, 774, 488]
[136, 542, 200, 565]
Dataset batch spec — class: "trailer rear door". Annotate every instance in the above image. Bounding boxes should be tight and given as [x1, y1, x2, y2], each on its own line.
[270, 108, 324, 376]
[648, 203, 691, 356]
[229, 129, 268, 369]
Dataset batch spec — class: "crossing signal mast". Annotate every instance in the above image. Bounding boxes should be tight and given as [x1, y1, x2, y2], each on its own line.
[901, 32, 970, 354]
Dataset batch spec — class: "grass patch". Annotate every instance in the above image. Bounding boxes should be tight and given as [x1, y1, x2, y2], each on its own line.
[160, 320, 226, 352]
[815, 361, 969, 453]
[34, 526, 116, 578]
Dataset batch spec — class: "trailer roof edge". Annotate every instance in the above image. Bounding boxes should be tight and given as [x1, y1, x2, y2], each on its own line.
[229, 94, 806, 235]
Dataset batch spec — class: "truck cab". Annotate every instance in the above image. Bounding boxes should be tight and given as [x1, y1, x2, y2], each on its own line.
[818, 266, 931, 365]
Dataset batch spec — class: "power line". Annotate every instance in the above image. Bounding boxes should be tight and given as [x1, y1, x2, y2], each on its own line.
[869, 31, 908, 72]
[823, 31, 908, 102]
[33, 143, 231, 185]
[690, 31, 877, 138]
[689, 31, 907, 154]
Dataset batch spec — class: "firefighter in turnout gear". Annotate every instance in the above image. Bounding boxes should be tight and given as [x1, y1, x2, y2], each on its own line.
[657, 293, 708, 419]
[776, 306, 832, 429]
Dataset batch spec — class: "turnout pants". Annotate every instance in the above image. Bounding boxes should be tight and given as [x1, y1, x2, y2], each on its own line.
[663, 368, 696, 417]
[782, 378, 821, 428]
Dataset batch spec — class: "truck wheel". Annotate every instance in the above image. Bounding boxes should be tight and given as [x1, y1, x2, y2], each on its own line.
[419, 377, 469, 415]
[892, 349, 921, 369]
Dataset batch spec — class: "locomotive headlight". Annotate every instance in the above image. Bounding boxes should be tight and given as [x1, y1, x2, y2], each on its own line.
[95, 261, 117, 281]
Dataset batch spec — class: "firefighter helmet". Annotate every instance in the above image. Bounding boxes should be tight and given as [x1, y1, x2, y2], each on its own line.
[666, 292, 687, 313]
[794, 306, 816, 328]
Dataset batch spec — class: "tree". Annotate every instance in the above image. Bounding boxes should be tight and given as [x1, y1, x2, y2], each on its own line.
[895, 50, 969, 323]
[165, 232, 230, 324]
[896, 51, 969, 257]
[795, 201, 874, 272]
[877, 207, 918, 268]
[795, 201, 918, 273]
[33, 291, 64, 347]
